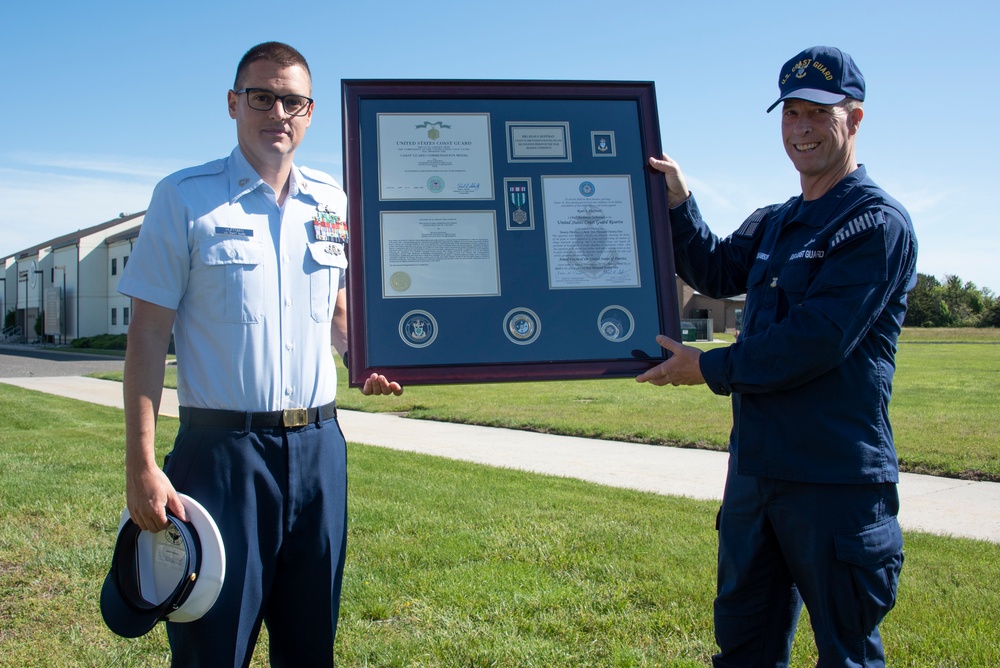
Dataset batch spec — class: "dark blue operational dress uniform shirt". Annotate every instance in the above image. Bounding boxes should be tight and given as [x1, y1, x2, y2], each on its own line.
[670, 165, 918, 484]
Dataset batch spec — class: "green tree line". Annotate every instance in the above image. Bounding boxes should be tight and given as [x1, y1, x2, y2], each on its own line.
[905, 273, 1000, 327]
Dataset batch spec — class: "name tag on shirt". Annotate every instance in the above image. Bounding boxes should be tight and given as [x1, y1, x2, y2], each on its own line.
[215, 227, 254, 237]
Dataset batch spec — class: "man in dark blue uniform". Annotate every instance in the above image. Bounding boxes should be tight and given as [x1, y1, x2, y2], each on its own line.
[638, 46, 917, 666]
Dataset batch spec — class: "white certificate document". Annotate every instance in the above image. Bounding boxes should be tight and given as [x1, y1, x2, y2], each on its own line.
[377, 113, 494, 200]
[541, 175, 640, 289]
[381, 211, 500, 298]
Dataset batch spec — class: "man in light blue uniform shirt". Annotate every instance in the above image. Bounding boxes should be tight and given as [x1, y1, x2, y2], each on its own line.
[118, 41, 401, 667]
[639, 46, 916, 666]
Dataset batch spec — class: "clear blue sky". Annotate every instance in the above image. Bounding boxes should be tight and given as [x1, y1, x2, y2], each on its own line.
[3, 0, 997, 292]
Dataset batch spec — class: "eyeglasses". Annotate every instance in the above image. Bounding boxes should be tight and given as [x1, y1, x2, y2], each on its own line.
[233, 88, 313, 117]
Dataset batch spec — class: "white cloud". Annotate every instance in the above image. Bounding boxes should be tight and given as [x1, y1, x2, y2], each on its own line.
[5, 152, 188, 181]
[0, 168, 155, 258]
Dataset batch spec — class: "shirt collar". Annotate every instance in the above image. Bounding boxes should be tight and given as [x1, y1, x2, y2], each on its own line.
[289, 164, 324, 204]
[226, 147, 322, 208]
[287, 165, 304, 200]
[789, 164, 868, 227]
[227, 147, 265, 203]
[227, 147, 312, 202]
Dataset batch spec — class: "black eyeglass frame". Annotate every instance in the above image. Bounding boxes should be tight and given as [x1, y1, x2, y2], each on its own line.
[233, 88, 314, 116]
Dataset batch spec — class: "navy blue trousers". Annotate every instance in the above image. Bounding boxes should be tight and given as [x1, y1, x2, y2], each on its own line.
[162, 414, 348, 668]
[714, 456, 904, 667]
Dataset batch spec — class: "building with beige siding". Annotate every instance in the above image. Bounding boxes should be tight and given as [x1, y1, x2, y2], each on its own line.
[3, 211, 743, 344]
[1, 212, 143, 343]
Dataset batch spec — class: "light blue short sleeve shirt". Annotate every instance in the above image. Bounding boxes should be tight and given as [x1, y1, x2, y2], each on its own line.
[118, 147, 348, 411]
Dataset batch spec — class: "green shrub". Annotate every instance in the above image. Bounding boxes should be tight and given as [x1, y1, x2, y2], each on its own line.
[70, 333, 175, 354]
[70, 334, 128, 350]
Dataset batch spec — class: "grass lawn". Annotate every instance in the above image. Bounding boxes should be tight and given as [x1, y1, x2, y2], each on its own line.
[88, 328, 1000, 481]
[337, 328, 1000, 481]
[1, 384, 999, 666]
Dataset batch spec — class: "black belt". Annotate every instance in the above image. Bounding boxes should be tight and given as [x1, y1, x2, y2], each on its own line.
[178, 401, 337, 430]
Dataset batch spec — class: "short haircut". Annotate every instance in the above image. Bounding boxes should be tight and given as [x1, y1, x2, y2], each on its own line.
[233, 42, 312, 92]
[842, 97, 864, 114]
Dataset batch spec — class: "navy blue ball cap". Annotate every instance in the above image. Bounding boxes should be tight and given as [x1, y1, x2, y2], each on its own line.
[767, 46, 865, 113]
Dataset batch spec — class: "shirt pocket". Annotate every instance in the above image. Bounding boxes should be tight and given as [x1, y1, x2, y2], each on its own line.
[306, 241, 347, 323]
[775, 261, 815, 321]
[200, 237, 265, 323]
[742, 260, 771, 330]
[747, 260, 768, 294]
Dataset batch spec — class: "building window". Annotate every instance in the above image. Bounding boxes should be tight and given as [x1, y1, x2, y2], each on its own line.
[734, 308, 743, 330]
[123, 307, 130, 326]
[111, 258, 118, 276]
[111, 308, 117, 326]
[123, 255, 129, 267]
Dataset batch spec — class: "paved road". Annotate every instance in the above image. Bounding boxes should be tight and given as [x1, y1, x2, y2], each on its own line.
[0, 344, 126, 378]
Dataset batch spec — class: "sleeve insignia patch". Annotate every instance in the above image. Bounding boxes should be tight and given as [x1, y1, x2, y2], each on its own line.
[830, 210, 881, 249]
[735, 207, 770, 238]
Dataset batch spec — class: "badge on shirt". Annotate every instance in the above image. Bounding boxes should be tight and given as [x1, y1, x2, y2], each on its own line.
[215, 226, 254, 237]
[313, 205, 348, 245]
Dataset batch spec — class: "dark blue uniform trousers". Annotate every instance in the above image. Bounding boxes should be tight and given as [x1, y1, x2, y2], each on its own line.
[714, 456, 904, 667]
[162, 414, 348, 668]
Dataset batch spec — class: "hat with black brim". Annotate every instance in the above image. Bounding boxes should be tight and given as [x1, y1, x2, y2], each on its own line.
[100, 493, 225, 638]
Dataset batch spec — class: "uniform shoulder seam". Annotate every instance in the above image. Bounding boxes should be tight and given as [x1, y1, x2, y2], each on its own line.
[299, 165, 342, 189]
[163, 158, 227, 186]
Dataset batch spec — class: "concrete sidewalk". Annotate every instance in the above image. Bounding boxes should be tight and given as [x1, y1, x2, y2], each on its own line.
[3, 375, 998, 544]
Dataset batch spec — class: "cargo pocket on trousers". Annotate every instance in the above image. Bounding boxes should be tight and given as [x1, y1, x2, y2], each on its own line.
[832, 516, 904, 637]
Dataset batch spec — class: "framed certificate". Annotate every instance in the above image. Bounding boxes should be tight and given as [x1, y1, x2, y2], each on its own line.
[342, 79, 680, 386]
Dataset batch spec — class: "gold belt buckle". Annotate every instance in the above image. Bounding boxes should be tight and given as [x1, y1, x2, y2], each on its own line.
[282, 408, 309, 427]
